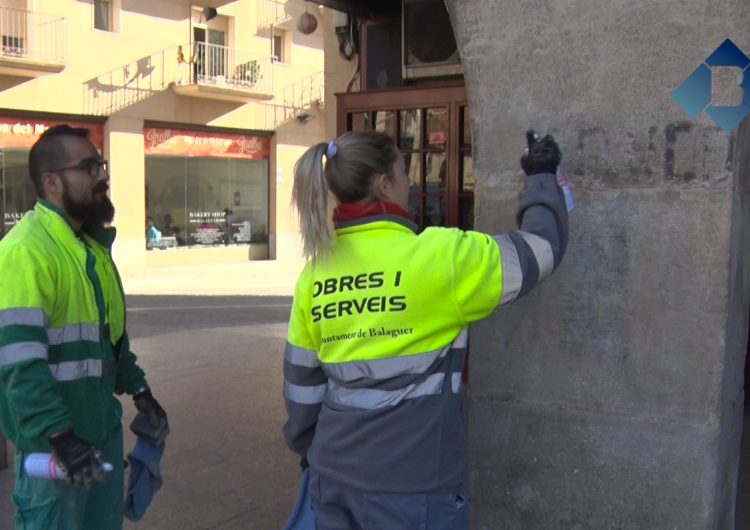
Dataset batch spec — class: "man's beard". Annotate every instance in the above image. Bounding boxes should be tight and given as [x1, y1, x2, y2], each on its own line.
[61, 179, 115, 228]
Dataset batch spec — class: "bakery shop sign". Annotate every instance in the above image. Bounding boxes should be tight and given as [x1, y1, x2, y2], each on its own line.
[144, 127, 270, 159]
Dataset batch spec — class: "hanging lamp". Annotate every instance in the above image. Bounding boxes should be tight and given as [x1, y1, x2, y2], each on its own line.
[297, 2, 318, 34]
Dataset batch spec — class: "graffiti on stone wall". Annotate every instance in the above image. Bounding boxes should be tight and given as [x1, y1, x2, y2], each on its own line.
[571, 123, 732, 189]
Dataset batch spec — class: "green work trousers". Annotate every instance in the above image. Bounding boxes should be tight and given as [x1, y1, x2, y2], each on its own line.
[12, 425, 124, 530]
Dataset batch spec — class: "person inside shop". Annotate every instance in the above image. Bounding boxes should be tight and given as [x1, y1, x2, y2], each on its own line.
[161, 213, 176, 237]
[282, 129, 569, 529]
[162, 213, 185, 246]
[0, 124, 169, 530]
[146, 216, 161, 246]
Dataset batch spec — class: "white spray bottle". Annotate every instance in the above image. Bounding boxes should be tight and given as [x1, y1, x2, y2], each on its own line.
[24, 453, 113, 480]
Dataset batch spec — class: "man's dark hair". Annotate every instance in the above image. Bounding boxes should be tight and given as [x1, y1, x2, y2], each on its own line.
[28, 124, 91, 198]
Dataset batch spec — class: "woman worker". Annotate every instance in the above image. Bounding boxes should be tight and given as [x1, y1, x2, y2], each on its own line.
[283, 130, 568, 529]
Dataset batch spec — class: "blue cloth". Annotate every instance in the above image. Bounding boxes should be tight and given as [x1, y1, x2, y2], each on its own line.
[283, 468, 316, 530]
[124, 437, 165, 522]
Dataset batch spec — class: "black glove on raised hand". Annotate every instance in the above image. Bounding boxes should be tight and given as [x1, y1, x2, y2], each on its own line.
[48, 429, 107, 486]
[133, 388, 168, 429]
[520, 130, 562, 176]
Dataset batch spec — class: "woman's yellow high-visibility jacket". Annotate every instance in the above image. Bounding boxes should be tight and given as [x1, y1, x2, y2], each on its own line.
[0, 201, 147, 452]
[283, 172, 569, 493]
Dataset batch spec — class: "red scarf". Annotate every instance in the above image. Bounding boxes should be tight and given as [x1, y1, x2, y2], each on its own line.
[332, 201, 411, 222]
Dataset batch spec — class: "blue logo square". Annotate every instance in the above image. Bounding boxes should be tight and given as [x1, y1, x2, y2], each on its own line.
[672, 39, 750, 132]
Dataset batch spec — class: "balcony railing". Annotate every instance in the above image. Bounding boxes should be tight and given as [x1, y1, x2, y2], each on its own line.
[176, 42, 275, 94]
[85, 43, 277, 114]
[0, 6, 65, 66]
[278, 71, 323, 110]
[256, 71, 323, 129]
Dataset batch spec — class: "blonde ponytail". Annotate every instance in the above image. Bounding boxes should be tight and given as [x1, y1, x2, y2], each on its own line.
[292, 132, 399, 262]
[292, 142, 331, 261]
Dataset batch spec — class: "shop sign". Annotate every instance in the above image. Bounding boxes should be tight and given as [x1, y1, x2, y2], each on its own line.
[3, 212, 24, 226]
[0, 118, 104, 149]
[189, 211, 227, 245]
[192, 226, 223, 245]
[428, 130, 446, 146]
[144, 127, 270, 159]
[186, 211, 254, 245]
[189, 211, 226, 223]
[231, 220, 252, 243]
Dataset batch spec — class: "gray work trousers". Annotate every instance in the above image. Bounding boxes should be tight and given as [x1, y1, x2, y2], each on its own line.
[308, 469, 469, 530]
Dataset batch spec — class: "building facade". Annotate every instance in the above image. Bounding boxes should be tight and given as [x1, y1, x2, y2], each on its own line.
[0, 0, 326, 294]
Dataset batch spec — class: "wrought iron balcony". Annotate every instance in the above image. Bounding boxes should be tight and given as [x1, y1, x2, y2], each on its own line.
[84, 42, 278, 114]
[0, 6, 65, 77]
[171, 42, 275, 102]
[255, 71, 324, 130]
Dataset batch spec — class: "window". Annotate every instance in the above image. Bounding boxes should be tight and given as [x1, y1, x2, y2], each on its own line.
[338, 86, 473, 232]
[272, 30, 286, 63]
[143, 128, 271, 256]
[94, 0, 113, 32]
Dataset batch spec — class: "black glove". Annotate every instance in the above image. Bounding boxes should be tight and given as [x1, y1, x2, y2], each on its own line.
[520, 130, 562, 176]
[48, 429, 107, 486]
[133, 388, 168, 429]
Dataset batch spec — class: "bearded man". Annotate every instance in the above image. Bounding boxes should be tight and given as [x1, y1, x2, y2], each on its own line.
[0, 124, 168, 530]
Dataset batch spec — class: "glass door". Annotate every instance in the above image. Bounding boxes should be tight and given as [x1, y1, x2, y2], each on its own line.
[207, 29, 227, 80]
[338, 86, 472, 232]
[192, 27, 206, 82]
[192, 25, 227, 83]
[459, 105, 474, 230]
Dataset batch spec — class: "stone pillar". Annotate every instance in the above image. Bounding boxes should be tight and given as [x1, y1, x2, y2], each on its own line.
[446, 0, 750, 527]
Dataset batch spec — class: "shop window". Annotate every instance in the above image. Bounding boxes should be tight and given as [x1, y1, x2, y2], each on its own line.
[0, 120, 104, 241]
[145, 156, 269, 252]
[0, 149, 35, 239]
[143, 128, 271, 255]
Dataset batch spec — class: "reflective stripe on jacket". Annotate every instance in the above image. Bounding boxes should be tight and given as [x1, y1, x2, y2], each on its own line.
[0, 201, 146, 451]
[283, 172, 568, 493]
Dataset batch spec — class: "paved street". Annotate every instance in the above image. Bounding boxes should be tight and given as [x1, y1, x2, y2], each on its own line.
[0, 296, 299, 530]
[3, 296, 750, 528]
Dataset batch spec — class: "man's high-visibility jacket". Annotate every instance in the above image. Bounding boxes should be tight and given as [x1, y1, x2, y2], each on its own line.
[283, 172, 569, 494]
[0, 200, 147, 452]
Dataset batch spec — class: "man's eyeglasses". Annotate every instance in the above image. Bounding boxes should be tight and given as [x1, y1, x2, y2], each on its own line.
[51, 158, 108, 178]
